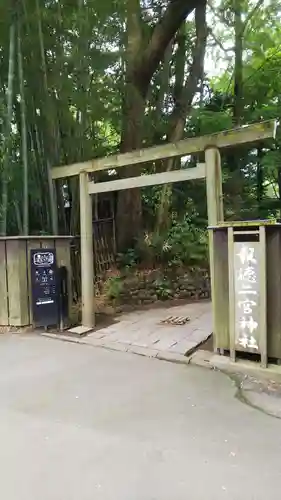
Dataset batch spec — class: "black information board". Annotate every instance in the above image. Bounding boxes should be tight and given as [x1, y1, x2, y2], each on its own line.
[30, 248, 59, 327]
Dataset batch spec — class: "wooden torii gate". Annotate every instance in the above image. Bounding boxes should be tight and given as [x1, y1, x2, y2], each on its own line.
[52, 120, 276, 330]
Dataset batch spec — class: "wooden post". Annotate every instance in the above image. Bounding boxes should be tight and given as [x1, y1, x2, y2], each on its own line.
[259, 225, 267, 368]
[227, 227, 236, 361]
[79, 172, 95, 328]
[6, 239, 29, 326]
[0, 240, 9, 325]
[215, 149, 224, 222]
[205, 148, 223, 225]
[205, 147, 224, 353]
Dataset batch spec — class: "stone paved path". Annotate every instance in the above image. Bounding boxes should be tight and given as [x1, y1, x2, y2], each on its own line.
[83, 300, 212, 359]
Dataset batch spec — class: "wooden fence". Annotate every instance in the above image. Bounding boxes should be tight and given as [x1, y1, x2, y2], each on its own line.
[71, 217, 116, 301]
[0, 237, 72, 327]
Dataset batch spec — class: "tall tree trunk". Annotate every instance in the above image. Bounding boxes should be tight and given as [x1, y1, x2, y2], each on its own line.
[256, 148, 264, 217]
[35, 0, 58, 234]
[156, 0, 207, 232]
[116, 0, 145, 250]
[116, 0, 203, 250]
[14, 200, 23, 234]
[76, 0, 91, 159]
[154, 40, 173, 139]
[17, 20, 29, 235]
[233, 0, 243, 124]
[231, 0, 244, 217]
[0, 22, 16, 236]
[278, 166, 281, 218]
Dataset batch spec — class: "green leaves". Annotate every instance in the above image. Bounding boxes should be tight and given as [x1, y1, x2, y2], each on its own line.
[0, 0, 279, 245]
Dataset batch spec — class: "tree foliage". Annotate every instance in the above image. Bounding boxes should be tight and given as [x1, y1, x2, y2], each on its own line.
[0, 0, 280, 264]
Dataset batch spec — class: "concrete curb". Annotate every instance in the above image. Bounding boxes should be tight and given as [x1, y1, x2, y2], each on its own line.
[41, 331, 281, 375]
[189, 349, 281, 383]
[40, 332, 192, 365]
[41, 332, 281, 383]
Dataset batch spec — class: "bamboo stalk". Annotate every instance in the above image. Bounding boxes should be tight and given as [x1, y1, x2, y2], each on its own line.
[0, 22, 16, 236]
[17, 20, 29, 235]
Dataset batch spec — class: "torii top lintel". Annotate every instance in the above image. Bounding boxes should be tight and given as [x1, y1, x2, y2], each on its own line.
[51, 120, 277, 180]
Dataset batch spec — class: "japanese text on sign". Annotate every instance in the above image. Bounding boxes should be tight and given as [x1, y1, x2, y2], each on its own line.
[234, 242, 260, 351]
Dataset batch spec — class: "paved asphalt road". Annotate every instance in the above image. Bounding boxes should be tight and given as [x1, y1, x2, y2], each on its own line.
[0, 334, 280, 500]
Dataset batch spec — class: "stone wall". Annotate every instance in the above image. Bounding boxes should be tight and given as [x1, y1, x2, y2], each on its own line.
[97, 268, 210, 311]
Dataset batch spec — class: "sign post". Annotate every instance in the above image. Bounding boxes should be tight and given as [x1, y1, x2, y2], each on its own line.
[227, 223, 267, 367]
[30, 248, 59, 328]
[234, 241, 260, 351]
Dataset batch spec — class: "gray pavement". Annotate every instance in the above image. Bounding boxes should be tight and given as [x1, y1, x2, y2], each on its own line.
[0, 333, 281, 500]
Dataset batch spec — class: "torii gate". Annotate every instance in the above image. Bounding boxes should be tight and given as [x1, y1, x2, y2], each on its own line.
[51, 120, 276, 331]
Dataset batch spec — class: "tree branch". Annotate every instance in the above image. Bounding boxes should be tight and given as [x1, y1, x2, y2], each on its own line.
[155, 0, 207, 233]
[242, 0, 264, 34]
[135, 0, 204, 96]
[208, 28, 234, 53]
[170, 0, 208, 135]
[208, 1, 233, 28]
[126, 0, 143, 65]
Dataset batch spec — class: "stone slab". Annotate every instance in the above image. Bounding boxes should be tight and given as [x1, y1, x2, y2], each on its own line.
[152, 338, 179, 351]
[156, 352, 190, 364]
[127, 346, 159, 358]
[167, 340, 197, 355]
[100, 341, 129, 353]
[68, 325, 94, 336]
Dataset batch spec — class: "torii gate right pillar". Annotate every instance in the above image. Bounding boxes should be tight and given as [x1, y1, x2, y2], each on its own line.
[205, 147, 224, 352]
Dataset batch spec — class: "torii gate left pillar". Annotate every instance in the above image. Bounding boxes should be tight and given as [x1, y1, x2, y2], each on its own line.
[79, 172, 94, 328]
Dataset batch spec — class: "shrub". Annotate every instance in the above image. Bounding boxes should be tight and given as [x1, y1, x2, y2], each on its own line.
[137, 216, 208, 268]
[98, 269, 124, 300]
